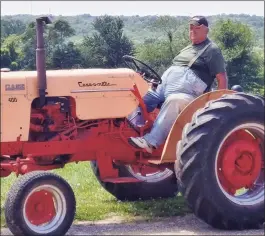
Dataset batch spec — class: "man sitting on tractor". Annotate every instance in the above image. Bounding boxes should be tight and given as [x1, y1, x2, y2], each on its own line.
[128, 16, 228, 153]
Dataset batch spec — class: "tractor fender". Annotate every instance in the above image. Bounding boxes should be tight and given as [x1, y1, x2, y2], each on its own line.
[157, 90, 236, 164]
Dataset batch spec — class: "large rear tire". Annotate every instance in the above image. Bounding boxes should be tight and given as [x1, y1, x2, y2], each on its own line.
[5, 171, 76, 236]
[175, 93, 264, 230]
[91, 161, 178, 201]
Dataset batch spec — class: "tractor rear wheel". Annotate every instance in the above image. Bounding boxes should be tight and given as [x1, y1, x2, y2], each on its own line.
[175, 93, 264, 230]
[91, 161, 177, 201]
[5, 171, 76, 236]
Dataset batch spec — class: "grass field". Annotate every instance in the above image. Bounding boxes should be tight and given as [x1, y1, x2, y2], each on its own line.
[0, 162, 191, 227]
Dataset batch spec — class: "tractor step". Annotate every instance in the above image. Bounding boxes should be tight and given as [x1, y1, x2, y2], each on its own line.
[102, 177, 143, 183]
[148, 159, 174, 165]
[148, 159, 162, 164]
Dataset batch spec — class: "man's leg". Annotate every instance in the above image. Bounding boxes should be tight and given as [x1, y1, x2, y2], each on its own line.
[144, 93, 194, 147]
[129, 93, 195, 153]
[143, 86, 165, 113]
[127, 80, 165, 127]
[142, 65, 176, 112]
[128, 66, 206, 153]
[128, 65, 191, 153]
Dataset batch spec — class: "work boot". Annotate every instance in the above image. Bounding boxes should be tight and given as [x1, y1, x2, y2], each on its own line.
[128, 137, 154, 154]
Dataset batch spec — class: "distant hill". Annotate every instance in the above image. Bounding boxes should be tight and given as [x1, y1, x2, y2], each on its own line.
[1, 14, 264, 47]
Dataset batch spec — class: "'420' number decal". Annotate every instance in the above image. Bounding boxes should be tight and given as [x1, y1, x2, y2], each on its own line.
[8, 97, 17, 102]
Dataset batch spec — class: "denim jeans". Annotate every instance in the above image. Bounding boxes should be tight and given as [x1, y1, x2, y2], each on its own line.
[129, 66, 207, 148]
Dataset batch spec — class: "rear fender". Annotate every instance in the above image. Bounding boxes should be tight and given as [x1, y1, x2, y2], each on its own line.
[157, 90, 236, 164]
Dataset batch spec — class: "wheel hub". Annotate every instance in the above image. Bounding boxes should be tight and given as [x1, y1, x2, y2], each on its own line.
[235, 152, 253, 174]
[218, 130, 262, 194]
[25, 190, 56, 226]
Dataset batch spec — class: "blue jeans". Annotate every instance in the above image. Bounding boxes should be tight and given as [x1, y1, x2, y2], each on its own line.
[129, 66, 207, 148]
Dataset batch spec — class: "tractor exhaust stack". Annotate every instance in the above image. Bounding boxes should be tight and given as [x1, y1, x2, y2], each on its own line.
[36, 16, 52, 107]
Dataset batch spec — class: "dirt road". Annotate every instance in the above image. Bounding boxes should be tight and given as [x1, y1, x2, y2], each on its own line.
[1, 214, 264, 235]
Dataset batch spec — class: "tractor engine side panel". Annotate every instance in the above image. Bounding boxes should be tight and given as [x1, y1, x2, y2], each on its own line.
[1, 74, 32, 142]
[25, 68, 149, 120]
[1, 68, 148, 142]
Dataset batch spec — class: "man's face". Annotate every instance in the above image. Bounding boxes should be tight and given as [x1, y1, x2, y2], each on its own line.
[189, 24, 208, 44]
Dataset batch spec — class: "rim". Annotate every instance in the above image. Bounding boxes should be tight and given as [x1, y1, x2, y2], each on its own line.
[215, 123, 264, 206]
[126, 164, 173, 182]
[23, 184, 67, 234]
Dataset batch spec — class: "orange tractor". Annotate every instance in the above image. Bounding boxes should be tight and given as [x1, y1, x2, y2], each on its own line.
[1, 16, 264, 235]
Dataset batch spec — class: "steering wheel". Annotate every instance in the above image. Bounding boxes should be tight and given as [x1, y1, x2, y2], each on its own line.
[122, 55, 162, 85]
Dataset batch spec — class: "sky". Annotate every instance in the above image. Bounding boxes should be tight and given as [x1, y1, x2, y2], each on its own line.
[1, 1, 264, 17]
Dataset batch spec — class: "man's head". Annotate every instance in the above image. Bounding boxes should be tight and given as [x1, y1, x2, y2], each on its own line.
[189, 16, 209, 44]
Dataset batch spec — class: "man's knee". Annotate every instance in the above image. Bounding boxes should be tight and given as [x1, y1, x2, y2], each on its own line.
[165, 94, 182, 103]
[164, 93, 194, 110]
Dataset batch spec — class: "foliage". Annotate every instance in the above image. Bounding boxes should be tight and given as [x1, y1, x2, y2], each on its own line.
[151, 16, 185, 59]
[0, 18, 77, 70]
[80, 15, 135, 68]
[50, 19, 75, 49]
[1, 34, 22, 70]
[0, 48, 12, 68]
[1, 14, 263, 47]
[1, 19, 26, 39]
[52, 42, 82, 69]
[47, 19, 77, 69]
[136, 24, 190, 75]
[136, 40, 172, 75]
[212, 19, 264, 92]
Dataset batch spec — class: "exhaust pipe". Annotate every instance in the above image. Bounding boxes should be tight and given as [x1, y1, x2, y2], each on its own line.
[36, 16, 52, 107]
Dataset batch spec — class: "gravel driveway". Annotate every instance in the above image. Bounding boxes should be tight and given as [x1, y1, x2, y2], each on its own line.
[1, 214, 264, 235]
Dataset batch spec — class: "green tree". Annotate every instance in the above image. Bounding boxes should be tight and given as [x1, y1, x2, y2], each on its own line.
[212, 19, 263, 91]
[80, 15, 134, 68]
[1, 19, 26, 40]
[136, 40, 173, 75]
[52, 42, 82, 69]
[2, 35, 21, 61]
[49, 19, 75, 49]
[18, 19, 77, 70]
[136, 23, 190, 75]
[20, 22, 37, 70]
[1, 48, 12, 68]
[48, 19, 76, 69]
[151, 16, 188, 60]
[10, 61, 19, 70]
[1, 34, 23, 70]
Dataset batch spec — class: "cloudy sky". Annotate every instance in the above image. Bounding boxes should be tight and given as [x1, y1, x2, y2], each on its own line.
[1, 1, 264, 16]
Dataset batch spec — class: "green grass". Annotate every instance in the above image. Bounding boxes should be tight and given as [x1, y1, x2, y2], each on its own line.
[0, 162, 191, 227]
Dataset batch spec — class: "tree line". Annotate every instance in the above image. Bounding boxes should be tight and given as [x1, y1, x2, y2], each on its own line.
[1, 15, 264, 95]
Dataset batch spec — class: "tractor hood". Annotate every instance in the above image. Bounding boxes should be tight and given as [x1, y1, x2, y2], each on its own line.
[1, 68, 149, 121]
[1, 68, 148, 98]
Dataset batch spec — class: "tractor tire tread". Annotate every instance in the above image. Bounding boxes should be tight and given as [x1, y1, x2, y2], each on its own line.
[175, 93, 264, 230]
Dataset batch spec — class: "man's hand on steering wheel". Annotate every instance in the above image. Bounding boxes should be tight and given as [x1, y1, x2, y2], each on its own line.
[122, 55, 162, 86]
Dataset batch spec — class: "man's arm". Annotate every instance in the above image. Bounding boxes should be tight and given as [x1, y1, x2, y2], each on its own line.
[207, 45, 228, 90]
[216, 72, 228, 89]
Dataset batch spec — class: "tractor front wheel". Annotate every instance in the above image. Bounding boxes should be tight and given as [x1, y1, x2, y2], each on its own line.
[91, 161, 177, 201]
[5, 171, 76, 236]
[175, 93, 264, 230]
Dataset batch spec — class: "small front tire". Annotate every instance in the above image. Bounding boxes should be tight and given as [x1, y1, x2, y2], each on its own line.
[5, 171, 76, 236]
